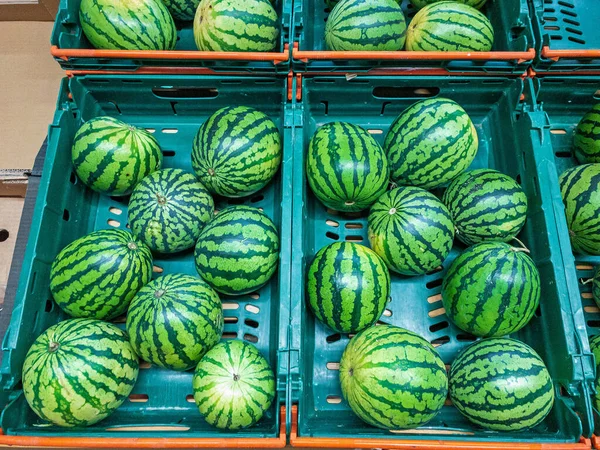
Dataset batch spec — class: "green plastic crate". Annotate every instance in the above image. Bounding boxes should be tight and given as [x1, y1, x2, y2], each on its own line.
[0, 75, 293, 444]
[288, 76, 594, 447]
[50, 0, 291, 73]
[530, 0, 600, 72]
[292, 0, 535, 74]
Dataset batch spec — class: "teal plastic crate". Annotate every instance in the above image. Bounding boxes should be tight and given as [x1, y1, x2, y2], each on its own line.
[50, 0, 291, 73]
[0, 75, 293, 446]
[530, 0, 600, 72]
[288, 76, 594, 447]
[292, 0, 535, 74]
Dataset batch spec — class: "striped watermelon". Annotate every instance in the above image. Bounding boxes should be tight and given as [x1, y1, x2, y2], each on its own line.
[162, 0, 200, 21]
[442, 169, 528, 246]
[410, 0, 487, 10]
[193, 0, 279, 52]
[195, 205, 279, 295]
[307, 122, 389, 212]
[193, 340, 275, 429]
[573, 104, 600, 164]
[449, 338, 555, 431]
[384, 98, 478, 190]
[50, 229, 153, 320]
[559, 164, 600, 255]
[192, 106, 282, 198]
[405, 2, 494, 52]
[126, 273, 223, 371]
[307, 242, 390, 333]
[340, 325, 448, 429]
[442, 242, 540, 337]
[589, 335, 600, 412]
[79, 0, 177, 50]
[71, 116, 163, 196]
[128, 168, 214, 254]
[324, 0, 407, 51]
[22, 319, 139, 427]
[368, 186, 454, 276]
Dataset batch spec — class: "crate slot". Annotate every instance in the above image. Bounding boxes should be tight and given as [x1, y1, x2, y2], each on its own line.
[107, 219, 120, 228]
[244, 319, 259, 329]
[243, 333, 258, 343]
[109, 206, 122, 216]
[326, 362, 340, 370]
[325, 219, 339, 228]
[128, 394, 149, 403]
[222, 302, 239, 310]
[62, 210, 70, 221]
[245, 304, 260, 314]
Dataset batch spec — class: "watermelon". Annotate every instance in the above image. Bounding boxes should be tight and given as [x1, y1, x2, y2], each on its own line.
[442, 242, 540, 337]
[589, 335, 600, 412]
[368, 186, 454, 276]
[442, 169, 528, 246]
[307, 122, 389, 212]
[405, 2, 494, 52]
[307, 242, 390, 334]
[449, 338, 555, 431]
[71, 116, 163, 196]
[384, 98, 478, 190]
[410, 0, 487, 10]
[128, 168, 214, 254]
[126, 273, 223, 371]
[22, 319, 139, 427]
[193, 340, 275, 429]
[193, 0, 279, 52]
[162, 0, 200, 21]
[593, 267, 600, 308]
[50, 229, 153, 320]
[573, 104, 600, 164]
[324, 0, 407, 51]
[195, 205, 279, 295]
[192, 106, 282, 198]
[79, 0, 177, 51]
[559, 164, 600, 255]
[340, 325, 448, 429]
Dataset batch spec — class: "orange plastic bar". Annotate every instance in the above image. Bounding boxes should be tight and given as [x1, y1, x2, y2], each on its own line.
[65, 67, 245, 76]
[289, 406, 591, 450]
[292, 45, 535, 63]
[542, 45, 600, 61]
[0, 407, 286, 448]
[51, 45, 289, 64]
[299, 68, 527, 77]
[591, 435, 600, 449]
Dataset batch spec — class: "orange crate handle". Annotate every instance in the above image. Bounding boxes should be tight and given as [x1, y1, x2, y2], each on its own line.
[542, 46, 600, 62]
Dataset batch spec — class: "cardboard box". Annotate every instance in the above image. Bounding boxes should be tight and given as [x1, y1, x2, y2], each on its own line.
[0, 0, 59, 21]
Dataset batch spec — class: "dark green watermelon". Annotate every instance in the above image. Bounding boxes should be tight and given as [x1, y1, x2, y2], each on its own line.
[307, 122, 389, 212]
[441, 242, 540, 337]
[574, 104, 600, 164]
[384, 98, 478, 190]
[126, 273, 224, 371]
[128, 168, 214, 254]
[194, 205, 279, 295]
[50, 229, 153, 320]
[593, 266, 600, 308]
[340, 325, 448, 429]
[22, 319, 139, 427]
[559, 164, 600, 255]
[449, 338, 555, 431]
[442, 169, 528, 246]
[307, 242, 390, 333]
[590, 335, 600, 412]
[162, 0, 200, 21]
[368, 186, 454, 276]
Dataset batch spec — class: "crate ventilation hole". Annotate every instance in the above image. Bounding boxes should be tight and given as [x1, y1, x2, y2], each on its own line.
[543, 0, 585, 45]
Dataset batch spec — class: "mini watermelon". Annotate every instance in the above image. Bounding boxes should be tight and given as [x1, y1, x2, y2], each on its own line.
[325, 0, 407, 51]
[340, 325, 448, 429]
[195, 205, 279, 295]
[71, 116, 163, 196]
[573, 104, 600, 164]
[405, 2, 494, 52]
[126, 273, 223, 371]
[590, 335, 600, 412]
[79, 0, 177, 50]
[443, 169, 528, 246]
[307, 122, 389, 212]
[128, 168, 214, 254]
[559, 164, 600, 255]
[193, 340, 275, 429]
[194, 0, 279, 52]
[449, 338, 554, 431]
[384, 98, 478, 190]
[22, 319, 139, 427]
[368, 186, 454, 276]
[162, 0, 200, 21]
[192, 106, 282, 198]
[442, 242, 540, 337]
[307, 242, 390, 333]
[411, 0, 487, 9]
[50, 229, 153, 320]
